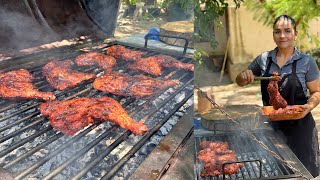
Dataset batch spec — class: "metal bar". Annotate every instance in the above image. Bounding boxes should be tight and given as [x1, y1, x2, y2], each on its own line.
[0, 118, 44, 144]
[0, 112, 39, 132]
[41, 126, 116, 180]
[144, 33, 189, 55]
[101, 90, 193, 180]
[3, 133, 63, 169]
[14, 124, 96, 179]
[0, 126, 53, 158]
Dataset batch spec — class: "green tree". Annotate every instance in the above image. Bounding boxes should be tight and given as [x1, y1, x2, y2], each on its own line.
[194, 0, 243, 63]
[245, 0, 320, 50]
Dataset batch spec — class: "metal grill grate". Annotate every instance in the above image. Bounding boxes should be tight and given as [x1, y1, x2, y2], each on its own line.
[0, 42, 194, 179]
[194, 131, 300, 180]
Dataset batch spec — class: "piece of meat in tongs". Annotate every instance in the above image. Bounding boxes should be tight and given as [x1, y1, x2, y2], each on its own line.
[42, 60, 96, 90]
[267, 72, 287, 110]
[39, 97, 148, 136]
[93, 72, 179, 98]
[0, 69, 56, 101]
[75, 52, 116, 71]
[106, 45, 147, 61]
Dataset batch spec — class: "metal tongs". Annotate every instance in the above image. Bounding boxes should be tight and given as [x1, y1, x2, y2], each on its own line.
[254, 74, 285, 81]
[254, 76, 281, 81]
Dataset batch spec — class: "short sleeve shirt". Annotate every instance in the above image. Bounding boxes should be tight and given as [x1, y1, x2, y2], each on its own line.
[248, 47, 320, 96]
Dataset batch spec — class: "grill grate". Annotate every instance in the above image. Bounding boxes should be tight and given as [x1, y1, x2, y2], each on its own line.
[195, 132, 298, 180]
[0, 42, 194, 179]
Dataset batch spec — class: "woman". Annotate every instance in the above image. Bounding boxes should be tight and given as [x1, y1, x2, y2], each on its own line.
[235, 14, 320, 177]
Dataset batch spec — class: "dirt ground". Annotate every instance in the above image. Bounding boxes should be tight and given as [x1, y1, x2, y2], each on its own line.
[114, 17, 167, 39]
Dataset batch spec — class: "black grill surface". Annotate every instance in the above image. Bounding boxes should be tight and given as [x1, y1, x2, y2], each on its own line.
[195, 131, 299, 180]
[0, 42, 194, 179]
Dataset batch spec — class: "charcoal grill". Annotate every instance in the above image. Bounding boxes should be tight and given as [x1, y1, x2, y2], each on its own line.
[0, 41, 194, 179]
[194, 127, 313, 179]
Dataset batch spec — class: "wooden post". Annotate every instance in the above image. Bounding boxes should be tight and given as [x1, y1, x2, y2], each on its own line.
[219, 37, 230, 82]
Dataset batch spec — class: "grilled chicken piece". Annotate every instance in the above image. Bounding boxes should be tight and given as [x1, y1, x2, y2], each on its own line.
[198, 141, 244, 177]
[128, 55, 194, 76]
[93, 72, 178, 98]
[106, 45, 147, 61]
[152, 55, 194, 71]
[42, 60, 95, 90]
[0, 69, 55, 101]
[267, 72, 287, 110]
[75, 52, 116, 71]
[128, 57, 163, 76]
[40, 97, 148, 136]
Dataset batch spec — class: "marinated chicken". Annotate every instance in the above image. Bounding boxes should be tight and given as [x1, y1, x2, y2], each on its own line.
[42, 60, 95, 90]
[75, 52, 116, 71]
[0, 69, 56, 101]
[128, 55, 194, 76]
[93, 72, 178, 98]
[106, 45, 147, 61]
[267, 72, 287, 110]
[39, 97, 148, 136]
[128, 57, 163, 76]
[152, 55, 194, 71]
[198, 141, 243, 176]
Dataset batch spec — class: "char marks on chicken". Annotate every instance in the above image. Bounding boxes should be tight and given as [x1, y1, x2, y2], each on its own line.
[106, 45, 147, 61]
[39, 97, 148, 136]
[128, 57, 163, 76]
[0, 69, 56, 101]
[42, 60, 96, 90]
[75, 52, 116, 71]
[93, 72, 178, 98]
[267, 72, 287, 110]
[198, 141, 244, 177]
[128, 55, 194, 76]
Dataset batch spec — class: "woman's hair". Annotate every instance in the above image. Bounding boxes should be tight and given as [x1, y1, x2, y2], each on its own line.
[273, 15, 297, 31]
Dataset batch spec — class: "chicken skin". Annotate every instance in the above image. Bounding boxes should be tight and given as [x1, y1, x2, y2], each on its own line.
[42, 60, 95, 90]
[75, 52, 116, 71]
[93, 72, 178, 98]
[0, 69, 55, 101]
[128, 55, 194, 76]
[267, 72, 287, 110]
[39, 97, 148, 136]
[106, 45, 147, 61]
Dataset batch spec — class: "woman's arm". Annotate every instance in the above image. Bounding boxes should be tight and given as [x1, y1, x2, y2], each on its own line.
[301, 78, 320, 115]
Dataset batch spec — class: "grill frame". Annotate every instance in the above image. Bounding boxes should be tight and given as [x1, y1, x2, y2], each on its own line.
[0, 41, 194, 179]
[194, 129, 313, 180]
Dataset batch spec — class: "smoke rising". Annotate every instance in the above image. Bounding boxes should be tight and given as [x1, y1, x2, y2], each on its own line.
[0, 7, 59, 53]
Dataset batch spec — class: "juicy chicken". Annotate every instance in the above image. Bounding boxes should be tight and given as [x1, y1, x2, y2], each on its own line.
[198, 141, 244, 177]
[128, 57, 163, 76]
[75, 52, 116, 71]
[267, 72, 287, 110]
[128, 55, 194, 76]
[106, 45, 147, 61]
[0, 69, 56, 101]
[152, 55, 194, 71]
[39, 97, 148, 136]
[93, 72, 178, 98]
[42, 60, 96, 90]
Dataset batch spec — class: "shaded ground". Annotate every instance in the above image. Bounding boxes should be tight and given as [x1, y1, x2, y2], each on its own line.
[114, 17, 167, 39]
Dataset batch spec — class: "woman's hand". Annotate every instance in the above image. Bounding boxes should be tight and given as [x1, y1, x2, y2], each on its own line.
[299, 104, 312, 118]
[236, 69, 255, 87]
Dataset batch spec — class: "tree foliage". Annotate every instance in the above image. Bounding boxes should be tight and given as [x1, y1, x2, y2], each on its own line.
[194, 0, 243, 64]
[245, 0, 320, 49]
